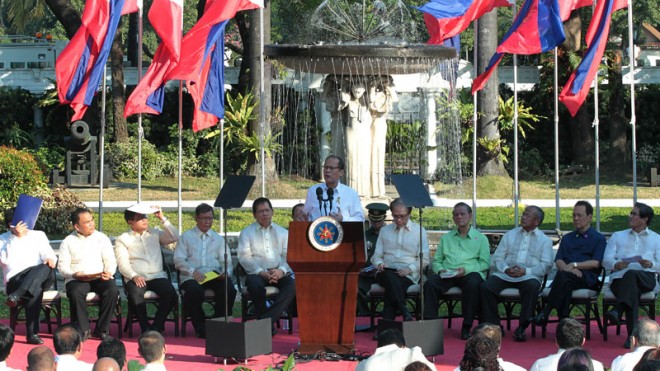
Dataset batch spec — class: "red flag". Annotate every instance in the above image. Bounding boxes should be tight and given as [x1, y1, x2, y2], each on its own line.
[559, 0, 592, 21]
[149, 0, 183, 60]
[559, 0, 628, 116]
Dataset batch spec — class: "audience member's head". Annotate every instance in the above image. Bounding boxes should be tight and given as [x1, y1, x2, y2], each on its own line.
[96, 338, 127, 369]
[404, 361, 433, 371]
[557, 348, 594, 371]
[92, 357, 120, 371]
[138, 331, 166, 364]
[633, 319, 660, 348]
[459, 334, 501, 371]
[633, 360, 660, 371]
[0, 324, 14, 363]
[556, 318, 585, 349]
[3, 208, 15, 229]
[377, 328, 406, 348]
[633, 348, 660, 371]
[291, 203, 306, 221]
[471, 322, 502, 347]
[26, 346, 56, 371]
[53, 324, 82, 356]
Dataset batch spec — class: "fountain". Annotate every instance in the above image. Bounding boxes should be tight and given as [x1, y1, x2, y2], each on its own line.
[267, 0, 459, 199]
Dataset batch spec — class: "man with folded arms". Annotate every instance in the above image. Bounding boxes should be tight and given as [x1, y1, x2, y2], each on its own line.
[0, 208, 56, 345]
[175, 203, 237, 338]
[481, 205, 553, 342]
[424, 202, 490, 340]
[603, 202, 660, 349]
[115, 204, 178, 335]
[58, 208, 118, 341]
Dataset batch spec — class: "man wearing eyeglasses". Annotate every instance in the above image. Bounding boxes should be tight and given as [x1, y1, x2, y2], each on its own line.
[174, 203, 237, 339]
[237, 197, 295, 336]
[423, 202, 490, 340]
[603, 202, 660, 349]
[115, 204, 178, 335]
[303, 155, 364, 222]
[371, 198, 429, 322]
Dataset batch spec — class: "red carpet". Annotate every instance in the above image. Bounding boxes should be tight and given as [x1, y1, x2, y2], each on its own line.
[1, 317, 635, 370]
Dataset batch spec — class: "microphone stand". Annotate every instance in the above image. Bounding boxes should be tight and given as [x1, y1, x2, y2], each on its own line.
[222, 208, 229, 323]
[417, 206, 425, 321]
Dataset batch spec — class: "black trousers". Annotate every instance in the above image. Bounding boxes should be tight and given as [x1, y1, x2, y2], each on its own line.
[180, 276, 237, 333]
[424, 272, 484, 328]
[545, 270, 591, 318]
[6, 264, 55, 337]
[610, 270, 657, 336]
[245, 274, 296, 325]
[125, 277, 177, 333]
[480, 275, 540, 328]
[66, 279, 119, 333]
[357, 274, 376, 317]
[375, 270, 414, 320]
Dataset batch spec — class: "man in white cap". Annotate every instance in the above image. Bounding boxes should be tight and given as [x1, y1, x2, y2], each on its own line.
[115, 204, 178, 335]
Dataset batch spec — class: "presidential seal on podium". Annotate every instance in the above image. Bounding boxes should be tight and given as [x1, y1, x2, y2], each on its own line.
[308, 216, 343, 252]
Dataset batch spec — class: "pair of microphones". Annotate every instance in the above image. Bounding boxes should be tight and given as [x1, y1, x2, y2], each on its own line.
[315, 187, 334, 217]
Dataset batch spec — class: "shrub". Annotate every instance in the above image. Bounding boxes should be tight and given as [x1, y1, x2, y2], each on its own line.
[106, 137, 165, 180]
[0, 146, 48, 210]
[34, 185, 86, 237]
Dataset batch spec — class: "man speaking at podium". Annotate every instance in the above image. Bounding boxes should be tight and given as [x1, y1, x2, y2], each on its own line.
[303, 155, 364, 222]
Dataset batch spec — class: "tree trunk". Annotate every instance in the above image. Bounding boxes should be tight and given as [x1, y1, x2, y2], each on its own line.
[111, 27, 128, 142]
[476, 10, 507, 176]
[127, 13, 139, 67]
[607, 50, 628, 169]
[562, 10, 583, 52]
[43, 0, 81, 39]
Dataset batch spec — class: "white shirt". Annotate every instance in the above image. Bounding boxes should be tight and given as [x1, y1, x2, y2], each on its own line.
[0, 230, 56, 284]
[530, 349, 605, 371]
[492, 227, 554, 283]
[355, 344, 437, 371]
[58, 230, 117, 285]
[370, 220, 429, 284]
[303, 181, 364, 221]
[174, 226, 232, 284]
[611, 346, 655, 371]
[603, 228, 660, 290]
[55, 354, 92, 371]
[115, 222, 178, 281]
[454, 358, 525, 371]
[142, 363, 167, 371]
[237, 222, 291, 275]
[0, 361, 20, 371]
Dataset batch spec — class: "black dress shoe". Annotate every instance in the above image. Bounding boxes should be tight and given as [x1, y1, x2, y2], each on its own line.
[81, 329, 91, 341]
[624, 337, 632, 349]
[271, 324, 278, 336]
[513, 327, 527, 342]
[606, 310, 620, 325]
[5, 294, 20, 308]
[530, 313, 547, 326]
[195, 330, 206, 339]
[460, 327, 471, 340]
[26, 334, 44, 345]
[93, 331, 112, 341]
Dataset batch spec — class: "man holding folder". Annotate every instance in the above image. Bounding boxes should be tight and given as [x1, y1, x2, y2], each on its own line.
[174, 203, 237, 339]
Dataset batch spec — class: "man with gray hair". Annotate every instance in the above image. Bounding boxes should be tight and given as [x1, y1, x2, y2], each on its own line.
[481, 205, 554, 342]
[530, 318, 604, 371]
[611, 318, 660, 371]
[138, 331, 167, 370]
[26, 346, 55, 371]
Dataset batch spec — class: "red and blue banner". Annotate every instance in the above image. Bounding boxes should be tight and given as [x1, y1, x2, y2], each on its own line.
[559, 0, 628, 116]
[419, 0, 513, 44]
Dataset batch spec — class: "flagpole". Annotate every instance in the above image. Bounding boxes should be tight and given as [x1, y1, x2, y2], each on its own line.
[472, 19, 478, 227]
[594, 74, 601, 230]
[99, 65, 107, 231]
[137, 5, 144, 202]
[259, 6, 266, 197]
[178, 81, 183, 232]
[219, 119, 224, 234]
[512, 1, 519, 226]
[627, 0, 637, 202]
[553, 48, 560, 231]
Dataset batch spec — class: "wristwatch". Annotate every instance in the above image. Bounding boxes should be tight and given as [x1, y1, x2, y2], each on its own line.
[572, 262, 578, 269]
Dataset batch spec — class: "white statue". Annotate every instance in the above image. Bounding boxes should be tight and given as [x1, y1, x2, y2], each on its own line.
[368, 75, 398, 198]
[345, 77, 372, 197]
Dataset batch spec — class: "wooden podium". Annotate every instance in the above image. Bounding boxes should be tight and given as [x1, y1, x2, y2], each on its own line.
[288, 221, 366, 354]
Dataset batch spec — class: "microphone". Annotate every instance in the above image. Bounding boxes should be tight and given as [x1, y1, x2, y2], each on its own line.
[327, 188, 334, 215]
[316, 187, 324, 216]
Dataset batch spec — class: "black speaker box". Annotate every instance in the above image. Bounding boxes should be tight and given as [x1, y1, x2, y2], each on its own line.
[377, 319, 444, 356]
[205, 318, 272, 359]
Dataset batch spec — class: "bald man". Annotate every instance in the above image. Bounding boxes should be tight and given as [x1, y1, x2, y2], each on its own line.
[26, 346, 55, 371]
[92, 358, 120, 371]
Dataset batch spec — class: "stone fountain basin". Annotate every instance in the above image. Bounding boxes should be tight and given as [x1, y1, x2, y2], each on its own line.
[265, 44, 457, 75]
